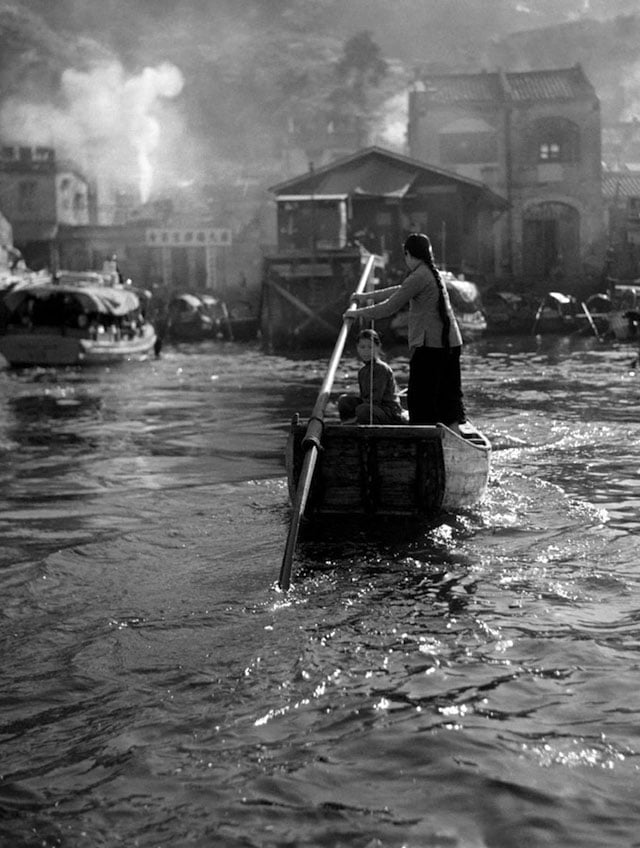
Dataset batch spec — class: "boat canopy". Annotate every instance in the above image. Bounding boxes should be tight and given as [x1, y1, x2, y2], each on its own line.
[613, 282, 640, 292]
[94, 286, 141, 315]
[490, 291, 523, 306]
[443, 275, 483, 313]
[4, 284, 141, 316]
[172, 293, 203, 309]
[56, 271, 112, 286]
[547, 291, 573, 305]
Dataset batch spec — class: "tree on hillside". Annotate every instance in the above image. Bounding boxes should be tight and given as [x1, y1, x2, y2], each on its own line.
[337, 31, 388, 94]
[321, 31, 389, 151]
[174, 17, 392, 173]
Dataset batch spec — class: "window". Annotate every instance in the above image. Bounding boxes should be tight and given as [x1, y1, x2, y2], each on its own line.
[33, 147, 53, 162]
[403, 211, 428, 230]
[539, 142, 561, 161]
[440, 132, 497, 164]
[532, 118, 580, 163]
[18, 181, 37, 212]
[376, 211, 392, 226]
[628, 197, 640, 220]
[439, 117, 498, 164]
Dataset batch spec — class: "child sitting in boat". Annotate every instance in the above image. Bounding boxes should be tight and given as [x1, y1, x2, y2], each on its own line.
[338, 328, 405, 425]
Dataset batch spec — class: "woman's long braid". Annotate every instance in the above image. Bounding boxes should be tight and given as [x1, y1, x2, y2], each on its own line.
[424, 253, 451, 350]
[403, 231, 452, 350]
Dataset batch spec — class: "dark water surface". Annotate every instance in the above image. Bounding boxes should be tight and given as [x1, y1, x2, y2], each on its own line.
[1, 334, 639, 847]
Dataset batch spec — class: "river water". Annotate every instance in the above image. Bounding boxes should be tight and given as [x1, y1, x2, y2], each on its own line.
[1, 332, 639, 848]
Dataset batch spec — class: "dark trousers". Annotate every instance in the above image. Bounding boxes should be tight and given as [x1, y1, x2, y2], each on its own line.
[337, 393, 402, 424]
[408, 346, 466, 425]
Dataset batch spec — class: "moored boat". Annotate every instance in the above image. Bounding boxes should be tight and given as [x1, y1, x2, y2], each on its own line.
[483, 290, 533, 334]
[602, 282, 640, 340]
[154, 292, 259, 346]
[0, 271, 156, 367]
[286, 418, 491, 518]
[531, 291, 580, 334]
[162, 293, 219, 342]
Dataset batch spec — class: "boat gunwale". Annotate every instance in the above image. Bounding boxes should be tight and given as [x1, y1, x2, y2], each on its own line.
[301, 421, 491, 453]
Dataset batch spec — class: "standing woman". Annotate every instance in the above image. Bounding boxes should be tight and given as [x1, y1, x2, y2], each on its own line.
[344, 232, 466, 428]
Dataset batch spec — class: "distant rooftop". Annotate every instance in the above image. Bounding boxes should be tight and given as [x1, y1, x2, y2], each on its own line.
[418, 73, 504, 104]
[415, 65, 596, 105]
[270, 146, 508, 209]
[602, 171, 640, 199]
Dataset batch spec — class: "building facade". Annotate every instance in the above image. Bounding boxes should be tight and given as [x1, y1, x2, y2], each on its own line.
[408, 65, 605, 293]
[0, 144, 92, 270]
[602, 171, 640, 280]
[0, 209, 13, 275]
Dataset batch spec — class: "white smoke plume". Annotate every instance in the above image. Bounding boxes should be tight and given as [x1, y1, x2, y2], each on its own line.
[372, 91, 408, 151]
[0, 59, 184, 209]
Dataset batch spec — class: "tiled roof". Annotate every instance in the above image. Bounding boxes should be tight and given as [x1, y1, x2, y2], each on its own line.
[419, 65, 594, 105]
[419, 73, 504, 104]
[602, 171, 640, 199]
[506, 67, 592, 101]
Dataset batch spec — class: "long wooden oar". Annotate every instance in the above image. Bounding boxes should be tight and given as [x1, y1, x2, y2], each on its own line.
[278, 253, 377, 591]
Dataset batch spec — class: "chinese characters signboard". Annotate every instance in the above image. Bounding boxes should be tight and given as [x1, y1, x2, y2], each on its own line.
[145, 228, 232, 247]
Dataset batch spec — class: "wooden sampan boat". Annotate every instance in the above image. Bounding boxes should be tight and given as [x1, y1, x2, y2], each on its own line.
[286, 419, 491, 518]
[277, 252, 491, 590]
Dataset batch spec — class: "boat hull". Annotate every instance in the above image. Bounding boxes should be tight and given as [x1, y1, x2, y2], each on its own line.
[0, 324, 156, 367]
[286, 421, 490, 518]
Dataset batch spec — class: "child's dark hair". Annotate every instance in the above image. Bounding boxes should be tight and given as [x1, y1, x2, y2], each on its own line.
[403, 232, 451, 349]
[358, 328, 381, 344]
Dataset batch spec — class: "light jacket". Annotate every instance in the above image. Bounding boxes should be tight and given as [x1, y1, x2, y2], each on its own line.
[355, 264, 463, 350]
